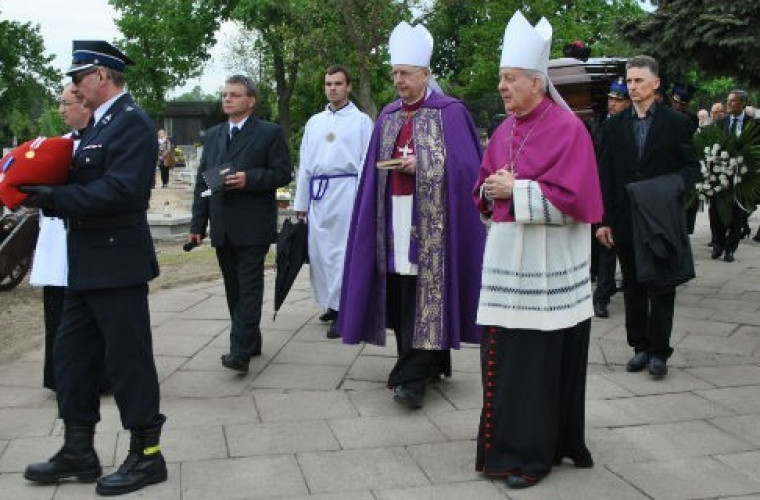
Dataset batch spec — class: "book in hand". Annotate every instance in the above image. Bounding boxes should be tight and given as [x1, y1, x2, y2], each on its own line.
[200, 163, 234, 197]
[376, 158, 403, 170]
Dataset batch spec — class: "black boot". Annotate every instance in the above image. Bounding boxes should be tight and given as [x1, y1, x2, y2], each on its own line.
[96, 425, 167, 496]
[24, 422, 102, 484]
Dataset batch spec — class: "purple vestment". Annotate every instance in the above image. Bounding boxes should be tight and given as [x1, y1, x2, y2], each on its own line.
[337, 92, 485, 349]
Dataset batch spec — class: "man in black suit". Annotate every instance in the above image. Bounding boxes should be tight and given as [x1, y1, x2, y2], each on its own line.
[22, 41, 167, 496]
[597, 55, 699, 379]
[190, 75, 292, 373]
[709, 89, 753, 262]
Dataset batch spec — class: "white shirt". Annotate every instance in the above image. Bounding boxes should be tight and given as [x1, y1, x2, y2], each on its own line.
[93, 91, 127, 126]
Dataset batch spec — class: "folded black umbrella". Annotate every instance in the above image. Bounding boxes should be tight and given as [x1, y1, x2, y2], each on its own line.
[273, 218, 308, 320]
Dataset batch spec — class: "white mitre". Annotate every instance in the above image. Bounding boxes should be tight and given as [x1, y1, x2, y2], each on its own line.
[500, 11, 570, 110]
[389, 21, 433, 68]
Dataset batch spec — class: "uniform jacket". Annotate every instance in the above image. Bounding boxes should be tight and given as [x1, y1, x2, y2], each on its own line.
[599, 102, 699, 245]
[191, 116, 292, 247]
[51, 93, 159, 291]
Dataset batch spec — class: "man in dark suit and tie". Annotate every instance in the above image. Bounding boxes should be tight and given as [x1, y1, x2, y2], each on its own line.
[190, 75, 292, 373]
[709, 89, 753, 262]
[22, 40, 167, 496]
[596, 55, 699, 379]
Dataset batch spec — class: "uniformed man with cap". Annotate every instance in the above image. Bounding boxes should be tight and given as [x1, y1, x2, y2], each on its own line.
[670, 83, 699, 132]
[21, 40, 167, 496]
[592, 77, 630, 318]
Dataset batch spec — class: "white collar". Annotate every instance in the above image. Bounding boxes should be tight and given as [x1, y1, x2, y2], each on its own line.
[93, 91, 127, 125]
[326, 101, 354, 114]
[229, 115, 250, 132]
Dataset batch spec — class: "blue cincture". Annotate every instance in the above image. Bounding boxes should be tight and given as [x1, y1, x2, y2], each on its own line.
[310, 173, 358, 201]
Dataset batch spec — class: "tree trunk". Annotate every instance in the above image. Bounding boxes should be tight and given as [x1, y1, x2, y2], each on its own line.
[356, 64, 378, 119]
[272, 48, 291, 138]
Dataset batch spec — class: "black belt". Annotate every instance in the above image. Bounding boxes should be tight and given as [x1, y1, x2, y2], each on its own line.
[67, 213, 144, 231]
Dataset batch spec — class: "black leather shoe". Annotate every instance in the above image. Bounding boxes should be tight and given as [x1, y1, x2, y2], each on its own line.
[593, 302, 609, 318]
[319, 308, 337, 322]
[96, 425, 167, 496]
[711, 246, 723, 259]
[648, 356, 668, 379]
[505, 473, 546, 489]
[392, 386, 423, 409]
[753, 232, 760, 243]
[24, 423, 101, 484]
[724, 250, 735, 262]
[626, 351, 648, 372]
[220, 354, 249, 373]
[326, 320, 340, 339]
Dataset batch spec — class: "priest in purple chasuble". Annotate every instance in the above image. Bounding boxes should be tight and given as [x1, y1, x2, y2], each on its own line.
[472, 12, 603, 489]
[337, 21, 485, 410]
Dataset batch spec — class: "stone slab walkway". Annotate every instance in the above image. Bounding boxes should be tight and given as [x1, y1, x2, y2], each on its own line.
[1, 211, 760, 499]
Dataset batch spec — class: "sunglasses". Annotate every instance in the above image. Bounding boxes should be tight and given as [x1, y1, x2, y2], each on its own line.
[71, 67, 98, 85]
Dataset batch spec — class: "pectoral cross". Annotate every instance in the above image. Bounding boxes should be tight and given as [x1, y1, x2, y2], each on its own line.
[398, 144, 412, 158]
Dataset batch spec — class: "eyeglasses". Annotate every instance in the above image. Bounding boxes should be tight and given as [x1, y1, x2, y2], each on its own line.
[71, 67, 98, 85]
[59, 100, 81, 107]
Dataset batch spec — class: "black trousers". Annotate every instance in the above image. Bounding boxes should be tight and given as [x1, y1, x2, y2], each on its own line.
[386, 273, 450, 393]
[616, 244, 675, 359]
[708, 201, 745, 253]
[216, 243, 269, 360]
[159, 164, 170, 187]
[43, 286, 66, 391]
[55, 284, 163, 429]
[592, 243, 617, 306]
[685, 204, 698, 235]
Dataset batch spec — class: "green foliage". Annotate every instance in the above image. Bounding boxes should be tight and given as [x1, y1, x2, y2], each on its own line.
[229, 0, 411, 144]
[622, 1, 760, 88]
[231, 0, 320, 137]
[0, 15, 61, 146]
[422, 0, 643, 126]
[172, 85, 220, 102]
[109, 0, 232, 117]
[37, 105, 66, 137]
[690, 122, 760, 222]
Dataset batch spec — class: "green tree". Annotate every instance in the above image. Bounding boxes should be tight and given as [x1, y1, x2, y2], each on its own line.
[0, 15, 60, 146]
[231, 0, 325, 138]
[172, 85, 220, 102]
[335, 0, 417, 118]
[423, 0, 642, 125]
[109, 0, 234, 118]
[37, 105, 66, 137]
[621, 1, 760, 88]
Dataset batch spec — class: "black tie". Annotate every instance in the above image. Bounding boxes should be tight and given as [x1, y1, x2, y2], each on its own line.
[228, 126, 240, 147]
[730, 117, 738, 136]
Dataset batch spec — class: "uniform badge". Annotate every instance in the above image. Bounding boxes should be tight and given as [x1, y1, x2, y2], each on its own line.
[25, 151, 35, 159]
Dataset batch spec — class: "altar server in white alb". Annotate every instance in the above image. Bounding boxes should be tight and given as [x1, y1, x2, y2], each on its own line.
[473, 11, 604, 489]
[294, 64, 373, 338]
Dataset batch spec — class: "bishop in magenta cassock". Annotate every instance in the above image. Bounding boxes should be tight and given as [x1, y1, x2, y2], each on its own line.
[473, 12, 604, 489]
[337, 21, 485, 410]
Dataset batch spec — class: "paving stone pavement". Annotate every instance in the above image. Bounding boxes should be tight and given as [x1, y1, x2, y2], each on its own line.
[2, 212, 760, 499]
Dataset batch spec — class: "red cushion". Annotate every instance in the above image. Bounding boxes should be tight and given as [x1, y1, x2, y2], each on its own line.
[0, 136, 73, 209]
